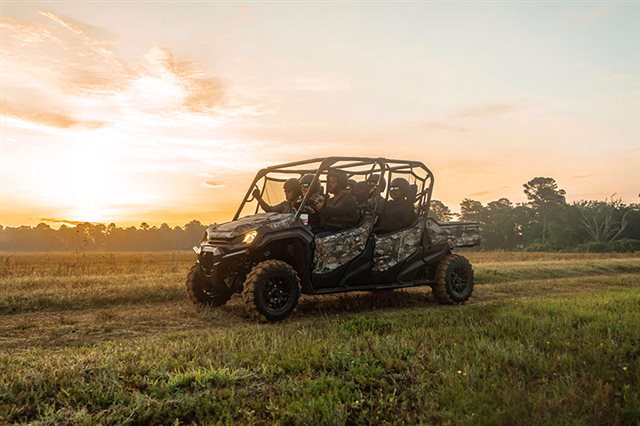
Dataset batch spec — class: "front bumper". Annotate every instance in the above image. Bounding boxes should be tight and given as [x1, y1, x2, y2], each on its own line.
[193, 243, 249, 276]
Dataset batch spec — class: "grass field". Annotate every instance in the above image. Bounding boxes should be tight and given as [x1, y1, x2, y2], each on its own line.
[1, 252, 639, 424]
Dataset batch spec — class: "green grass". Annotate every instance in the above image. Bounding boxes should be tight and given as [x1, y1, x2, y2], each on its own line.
[0, 272, 184, 314]
[474, 257, 640, 284]
[1, 290, 638, 424]
[1, 256, 639, 315]
[0, 253, 639, 424]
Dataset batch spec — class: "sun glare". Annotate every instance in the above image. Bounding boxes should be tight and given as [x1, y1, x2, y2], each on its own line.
[26, 135, 149, 224]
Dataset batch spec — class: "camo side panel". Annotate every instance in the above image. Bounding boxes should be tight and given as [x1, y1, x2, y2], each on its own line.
[313, 218, 375, 274]
[372, 221, 423, 272]
[427, 220, 481, 248]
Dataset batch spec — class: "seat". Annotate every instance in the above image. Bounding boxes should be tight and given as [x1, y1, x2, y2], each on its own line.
[408, 184, 418, 204]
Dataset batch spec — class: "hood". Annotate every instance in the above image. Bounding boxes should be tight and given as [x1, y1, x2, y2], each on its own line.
[206, 212, 295, 239]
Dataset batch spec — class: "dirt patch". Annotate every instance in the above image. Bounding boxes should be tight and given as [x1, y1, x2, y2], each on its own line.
[2, 273, 637, 351]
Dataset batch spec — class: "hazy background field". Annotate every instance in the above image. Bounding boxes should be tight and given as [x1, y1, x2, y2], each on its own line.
[1, 251, 638, 424]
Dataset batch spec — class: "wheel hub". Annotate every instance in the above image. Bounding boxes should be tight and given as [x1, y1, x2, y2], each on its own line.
[265, 278, 291, 310]
[450, 267, 468, 293]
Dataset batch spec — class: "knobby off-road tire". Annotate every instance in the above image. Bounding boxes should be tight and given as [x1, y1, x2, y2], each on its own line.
[242, 260, 300, 322]
[186, 263, 233, 307]
[432, 254, 474, 304]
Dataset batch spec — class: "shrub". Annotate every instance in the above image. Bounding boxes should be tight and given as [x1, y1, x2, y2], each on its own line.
[610, 238, 640, 253]
[575, 241, 612, 253]
[525, 242, 555, 252]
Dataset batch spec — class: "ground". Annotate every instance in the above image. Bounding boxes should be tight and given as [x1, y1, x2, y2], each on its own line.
[1, 252, 639, 424]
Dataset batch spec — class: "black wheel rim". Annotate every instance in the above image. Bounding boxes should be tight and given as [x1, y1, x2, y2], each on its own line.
[450, 266, 469, 295]
[263, 276, 293, 313]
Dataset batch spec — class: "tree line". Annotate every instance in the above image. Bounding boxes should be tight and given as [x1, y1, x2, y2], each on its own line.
[0, 221, 208, 252]
[429, 177, 640, 252]
[1, 177, 639, 252]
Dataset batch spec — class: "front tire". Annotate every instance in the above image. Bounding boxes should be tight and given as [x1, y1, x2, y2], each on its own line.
[186, 263, 233, 307]
[432, 254, 474, 304]
[242, 260, 300, 322]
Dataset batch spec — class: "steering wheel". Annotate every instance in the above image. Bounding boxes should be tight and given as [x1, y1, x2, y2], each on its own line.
[304, 195, 322, 214]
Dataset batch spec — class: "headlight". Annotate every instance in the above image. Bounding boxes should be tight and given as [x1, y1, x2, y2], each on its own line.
[242, 230, 258, 245]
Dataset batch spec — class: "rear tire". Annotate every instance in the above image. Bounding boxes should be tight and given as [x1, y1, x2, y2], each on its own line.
[242, 260, 300, 322]
[186, 263, 233, 307]
[432, 254, 474, 304]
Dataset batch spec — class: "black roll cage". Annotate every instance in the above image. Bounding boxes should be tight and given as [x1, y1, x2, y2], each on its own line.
[233, 157, 435, 221]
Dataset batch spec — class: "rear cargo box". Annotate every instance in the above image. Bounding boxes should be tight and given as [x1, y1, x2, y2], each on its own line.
[427, 218, 481, 248]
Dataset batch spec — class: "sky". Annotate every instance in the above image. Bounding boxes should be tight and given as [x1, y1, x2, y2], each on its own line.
[1, 1, 638, 228]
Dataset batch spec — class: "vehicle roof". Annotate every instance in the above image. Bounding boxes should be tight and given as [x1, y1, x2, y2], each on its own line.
[259, 157, 432, 176]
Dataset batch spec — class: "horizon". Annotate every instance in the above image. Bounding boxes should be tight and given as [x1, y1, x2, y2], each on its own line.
[1, 2, 639, 228]
[1, 171, 636, 230]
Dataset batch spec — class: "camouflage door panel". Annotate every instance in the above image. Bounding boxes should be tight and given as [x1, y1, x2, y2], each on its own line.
[372, 221, 423, 272]
[313, 218, 375, 274]
[426, 219, 481, 248]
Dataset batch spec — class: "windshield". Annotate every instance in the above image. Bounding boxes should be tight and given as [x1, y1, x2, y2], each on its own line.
[236, 173, 306, 218]
[262, 178, 288, 207]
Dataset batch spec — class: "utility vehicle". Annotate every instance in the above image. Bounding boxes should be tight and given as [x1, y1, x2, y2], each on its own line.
[187, 157, 480, 321]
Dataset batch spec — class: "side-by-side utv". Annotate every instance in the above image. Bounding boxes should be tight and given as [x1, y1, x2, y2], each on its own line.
[187, 157, 480, 321]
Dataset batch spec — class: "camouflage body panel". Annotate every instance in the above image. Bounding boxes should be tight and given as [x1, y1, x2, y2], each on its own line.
[427, 219, 481, 248]
[313, 217, 375, 274]
[206, 213, 294, 239]
[372, 221, 423, 272]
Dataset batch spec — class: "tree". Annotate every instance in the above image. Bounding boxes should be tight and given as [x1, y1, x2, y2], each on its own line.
[577, 195, 636, 242]
[184, 220, 206, 246]
[546, 204, 589, 249]
[619, 203, 640, 241]
[512, 203, 537, 248]
[523, 177, 566, 244]
[482, 198, 520, 249]
[429, 200, 454, 221]
[460, 199, 485, 222]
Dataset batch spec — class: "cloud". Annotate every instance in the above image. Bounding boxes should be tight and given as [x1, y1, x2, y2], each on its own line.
[1, 102, 105, 129]
[200, 174, 225, 189]
[39, 218, 86, 226]
[469, 190, 493, 196]
[0, 9, 234, 131]
[565, 3, 611, 25]
[570, 173, 597, 179]
[422, 102, 523, 133]
[38, 10, 93, 37]
[607, 73, 636, 83]
[455, 103, 521, 119]
[422, 121, 469, 132]
[141, 47, 224, 114]
[1, 10, 127, 94]
[201, 180, 225, 189]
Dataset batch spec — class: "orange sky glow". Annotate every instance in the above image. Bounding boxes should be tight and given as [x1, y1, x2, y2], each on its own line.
[1, 2, 638, 228]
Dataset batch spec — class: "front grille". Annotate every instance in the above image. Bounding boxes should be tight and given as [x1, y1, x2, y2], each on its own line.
[200, 252, 216, 275]
[207, 238, 234, 245]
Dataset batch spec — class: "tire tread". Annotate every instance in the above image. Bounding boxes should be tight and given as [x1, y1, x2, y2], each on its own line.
[242, 259, 300, 322]
[432, 254, 473, 304]
[185, 263, 232, 307]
